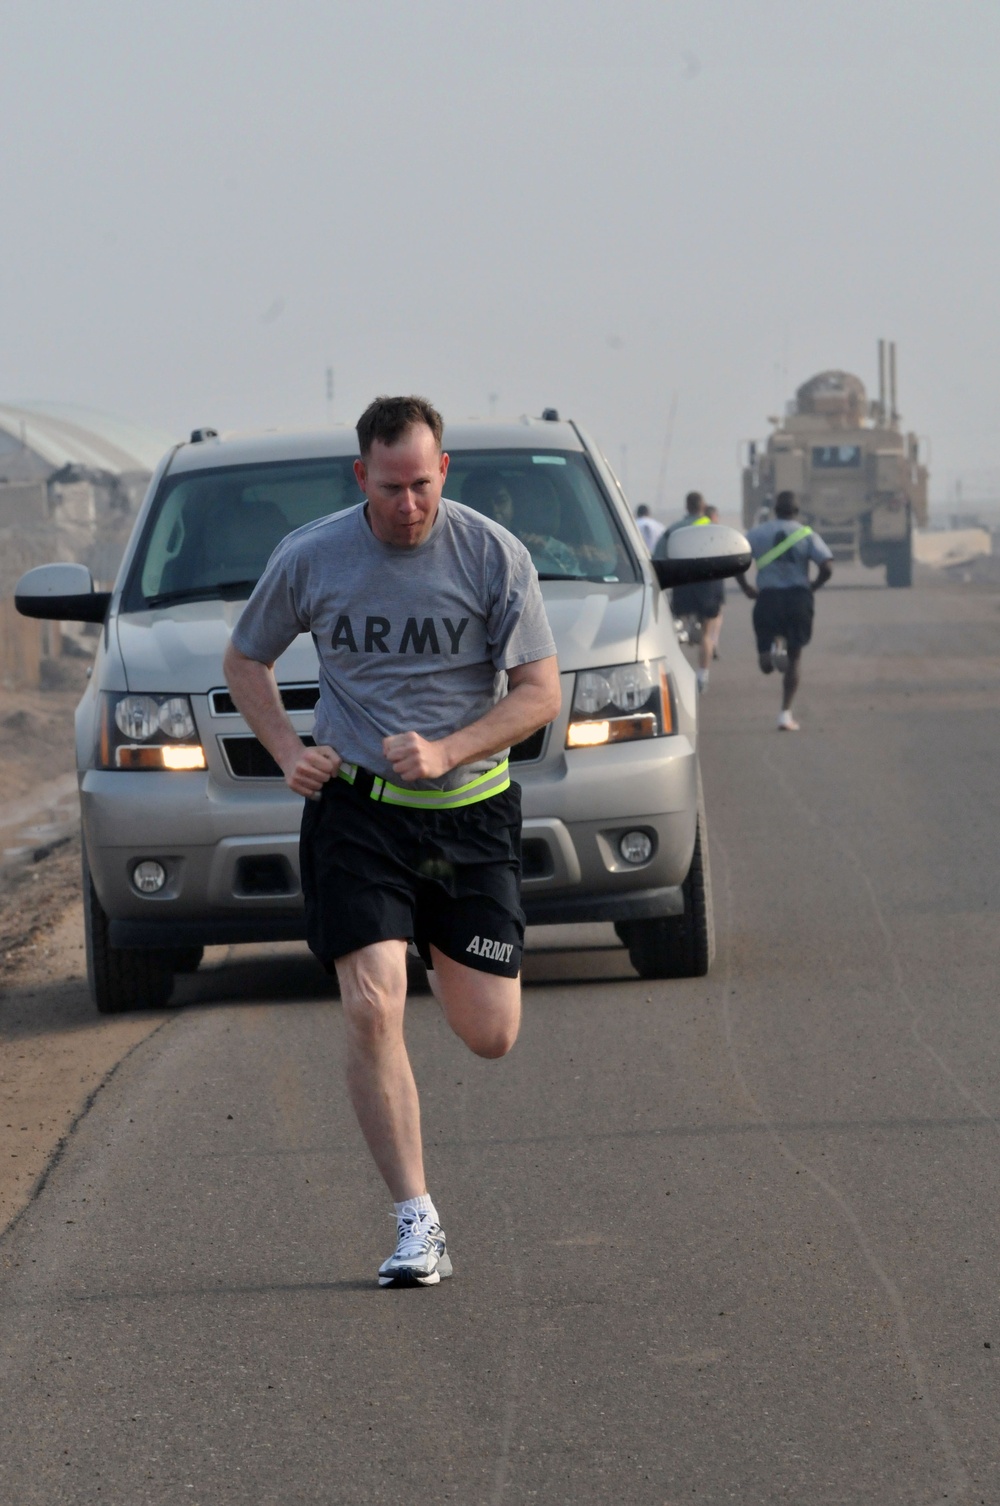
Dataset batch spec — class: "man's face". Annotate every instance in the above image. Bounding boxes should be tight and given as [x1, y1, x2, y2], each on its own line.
[354, 424, 449, 547]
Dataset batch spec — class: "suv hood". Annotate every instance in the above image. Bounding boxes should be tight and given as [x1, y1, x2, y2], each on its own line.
[115, 582, 646, 692]
[537, 582, 645, 671]
[115, 603, 320, 693]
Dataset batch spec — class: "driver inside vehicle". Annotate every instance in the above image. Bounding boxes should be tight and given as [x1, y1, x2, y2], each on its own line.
[512, 476, 579, 577]
[461, 470, 517, 530]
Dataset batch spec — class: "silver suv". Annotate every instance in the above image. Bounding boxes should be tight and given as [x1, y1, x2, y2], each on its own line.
[16, 416, 749, 1012]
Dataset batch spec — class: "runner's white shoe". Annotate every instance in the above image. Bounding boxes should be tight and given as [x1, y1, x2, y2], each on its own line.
[770, 637, 789, 673]
[378, 1208, 453, 1288]
[777, 710, 800, 731]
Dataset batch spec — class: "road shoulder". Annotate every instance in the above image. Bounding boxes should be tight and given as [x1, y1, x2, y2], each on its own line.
[1, 849, 169, 1238]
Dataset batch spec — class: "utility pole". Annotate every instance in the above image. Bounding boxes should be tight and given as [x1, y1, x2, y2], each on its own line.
[654, 392, 679, 514]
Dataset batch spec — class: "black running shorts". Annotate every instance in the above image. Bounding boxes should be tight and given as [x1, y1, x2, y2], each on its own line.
[299, 775, 524, 978]
[671, 580, 725, 621]
[752, 586, 815, 655]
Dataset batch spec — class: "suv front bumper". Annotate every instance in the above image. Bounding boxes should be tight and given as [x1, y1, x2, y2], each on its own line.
[83, 732, 698, 948]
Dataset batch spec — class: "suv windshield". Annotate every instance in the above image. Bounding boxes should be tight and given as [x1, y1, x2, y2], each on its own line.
[124, 446, 635, 611]
[125, 458, 361, 610]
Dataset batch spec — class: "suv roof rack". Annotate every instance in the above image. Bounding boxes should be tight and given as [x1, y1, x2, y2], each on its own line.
[541, 408, 560, 421]
[190, 427, 219, 443]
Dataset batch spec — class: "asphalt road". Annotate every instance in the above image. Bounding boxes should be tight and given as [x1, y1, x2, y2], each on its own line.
[2, 569, 1000, 1505]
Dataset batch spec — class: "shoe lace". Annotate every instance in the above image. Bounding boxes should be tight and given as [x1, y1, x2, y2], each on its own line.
[392, 1208, 438, 1258]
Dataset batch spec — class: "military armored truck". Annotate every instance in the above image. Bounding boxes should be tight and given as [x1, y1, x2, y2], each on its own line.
[742, 341, 928, 586]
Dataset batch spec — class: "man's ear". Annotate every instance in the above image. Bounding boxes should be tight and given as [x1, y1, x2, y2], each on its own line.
[353, 458, 367, 493]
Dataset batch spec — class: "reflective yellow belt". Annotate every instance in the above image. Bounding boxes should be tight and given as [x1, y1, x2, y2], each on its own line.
[338, 757, 510, 810]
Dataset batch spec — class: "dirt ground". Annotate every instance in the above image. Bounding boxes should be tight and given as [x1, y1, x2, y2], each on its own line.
[0, 668, 168, 1237]
[0, 663, 89, 807]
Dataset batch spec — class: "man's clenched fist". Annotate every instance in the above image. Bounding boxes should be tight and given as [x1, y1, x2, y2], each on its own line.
[382, 731, 451, 782]
[282, 742, 341, 798]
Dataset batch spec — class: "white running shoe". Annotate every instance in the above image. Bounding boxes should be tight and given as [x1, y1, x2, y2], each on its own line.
[696, 668, 709, 694]
[770, 637, 789, 673]
[378, 1208, 453, 1288]
[777, 710, 800, 731]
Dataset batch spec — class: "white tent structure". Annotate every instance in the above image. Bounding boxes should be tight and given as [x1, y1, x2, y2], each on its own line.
[0, 400, 174, 483]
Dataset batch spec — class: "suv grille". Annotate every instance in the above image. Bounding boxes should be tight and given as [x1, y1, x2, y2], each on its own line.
[510, 729, 545, 763]
[220, 726, 546, 779]
[221, 734, 316, 779]
[210, 684, 320, 716]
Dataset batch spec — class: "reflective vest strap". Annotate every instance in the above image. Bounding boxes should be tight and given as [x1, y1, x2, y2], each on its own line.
[692, 516, 711, 525]
[755, 525, 812, 570]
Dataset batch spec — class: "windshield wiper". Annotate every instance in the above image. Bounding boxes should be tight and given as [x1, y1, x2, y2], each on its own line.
[144, 579, 260, 608]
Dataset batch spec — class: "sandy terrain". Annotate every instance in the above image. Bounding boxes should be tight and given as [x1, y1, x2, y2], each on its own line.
[0, 665, 88, 807]
[0, 668, 167, 1236]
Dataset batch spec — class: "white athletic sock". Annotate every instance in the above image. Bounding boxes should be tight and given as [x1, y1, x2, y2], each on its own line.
[395, 1193, 437, 1224]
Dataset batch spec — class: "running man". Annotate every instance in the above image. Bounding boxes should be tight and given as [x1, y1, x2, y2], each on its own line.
[634, 504, 665, 553]
[654, 491, 721, 692]
[224, 396, 560, 1287]
[736, 490, 833, 730]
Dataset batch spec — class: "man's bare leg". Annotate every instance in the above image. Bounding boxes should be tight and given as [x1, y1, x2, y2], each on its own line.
[702, 611, 723, 665]
[782, 647, 802, 711]
[335, 938, 426, 1202]
[426, 945, 521, 1059]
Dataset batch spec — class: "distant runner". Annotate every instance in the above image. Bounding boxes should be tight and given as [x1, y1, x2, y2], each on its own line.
[736, 490, 833, 730]
[634, 504, 665, 553]
[655, 491, 723, 693]
[225, 396, 560, 1287]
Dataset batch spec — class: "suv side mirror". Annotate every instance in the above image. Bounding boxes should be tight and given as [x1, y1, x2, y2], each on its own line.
[652, 523, 752, 590]
[14, 563, 112, 624]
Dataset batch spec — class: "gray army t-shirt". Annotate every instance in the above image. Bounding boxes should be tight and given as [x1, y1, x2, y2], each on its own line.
[231, 497, 557, 792]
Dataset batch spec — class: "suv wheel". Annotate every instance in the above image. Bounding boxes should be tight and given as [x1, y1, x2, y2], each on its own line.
[616, 775, 715, 980]
[167, 947, 204, 974]
[83, 855, 176, 1014]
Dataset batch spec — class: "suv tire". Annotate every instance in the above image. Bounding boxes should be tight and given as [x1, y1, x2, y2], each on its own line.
[84, 855, 175, 1014]
[167, 947, 204, 974]
[616, 774, 715, 979]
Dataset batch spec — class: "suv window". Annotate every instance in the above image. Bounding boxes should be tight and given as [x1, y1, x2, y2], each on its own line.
[450, 449, 637, 582]
[124, 457, 361, 610]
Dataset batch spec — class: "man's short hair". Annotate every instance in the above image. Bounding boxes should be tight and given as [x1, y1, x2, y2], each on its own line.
[775, 491, 798, 518]
[685, 491, 705, 514]
[636, 504, 650, 518]
[356, 395, 444, 458]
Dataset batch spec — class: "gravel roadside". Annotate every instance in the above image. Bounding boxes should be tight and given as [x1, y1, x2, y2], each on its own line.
[0, 847, 171, 1238]
[0, 670, 170, 1238]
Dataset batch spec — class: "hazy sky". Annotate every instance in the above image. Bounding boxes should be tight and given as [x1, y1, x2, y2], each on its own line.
[2, 0, 998, 512]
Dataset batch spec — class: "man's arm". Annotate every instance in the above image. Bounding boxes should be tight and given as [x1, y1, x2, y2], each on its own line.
[382, 655, 561, 783]
[811, 561, 833, 592]
[223, 642, 340, 797]
[736, 568, 759, 600]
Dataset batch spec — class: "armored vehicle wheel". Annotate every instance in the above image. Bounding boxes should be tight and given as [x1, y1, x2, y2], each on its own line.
[885, 540, 913, 588]
[615, 775, 715, 980]
[84, 857, 175, 1014]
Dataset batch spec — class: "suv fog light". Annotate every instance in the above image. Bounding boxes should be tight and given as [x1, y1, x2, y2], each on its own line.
[133, 860, 167, 894]
[619, 830, 653, 865]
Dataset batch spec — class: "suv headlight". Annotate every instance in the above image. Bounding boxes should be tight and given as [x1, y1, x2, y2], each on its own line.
[97, 693, 207, 770]
[566, 660, 675, 747]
